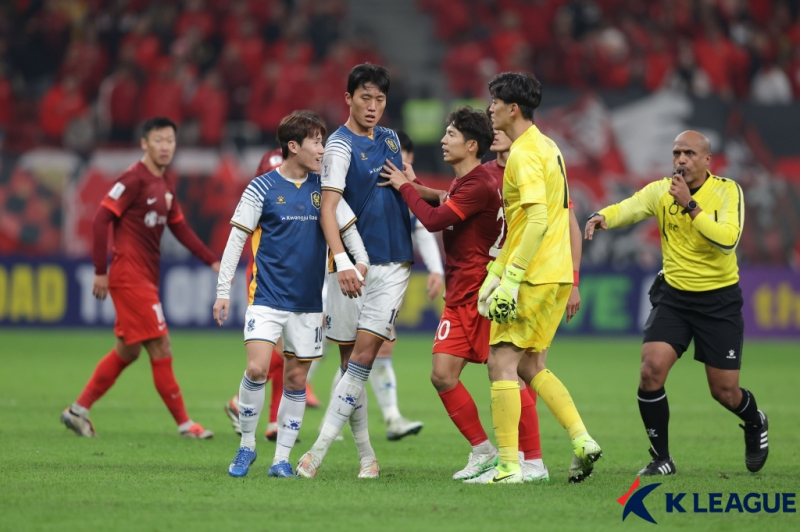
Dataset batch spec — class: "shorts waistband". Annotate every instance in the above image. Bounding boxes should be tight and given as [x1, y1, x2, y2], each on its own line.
[664, 280, 739, 297]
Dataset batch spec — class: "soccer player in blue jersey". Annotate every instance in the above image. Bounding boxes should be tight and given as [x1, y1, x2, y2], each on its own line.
[213, 112, 368, 478]
[297, 64, 415, 479]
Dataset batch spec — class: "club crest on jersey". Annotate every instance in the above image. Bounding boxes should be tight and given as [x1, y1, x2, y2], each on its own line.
[311, 191, 321, 209]
[277, 196, 286, 205]
[385, 138, 399, 153]
[361, 152, 367, 160]
[165, 191, 173, 210]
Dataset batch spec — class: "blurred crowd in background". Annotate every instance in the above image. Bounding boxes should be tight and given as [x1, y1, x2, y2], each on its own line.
[1, 0, 799, 269]
[1, 0, 799, 151]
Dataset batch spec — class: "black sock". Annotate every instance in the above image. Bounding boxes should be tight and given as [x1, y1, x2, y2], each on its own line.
[638, 387, 670, 458]
[729, 388, 761, 426]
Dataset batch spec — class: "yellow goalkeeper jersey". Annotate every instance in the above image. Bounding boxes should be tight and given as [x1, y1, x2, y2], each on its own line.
[502, 125, 572, 285]
[598, 172, 744, 291]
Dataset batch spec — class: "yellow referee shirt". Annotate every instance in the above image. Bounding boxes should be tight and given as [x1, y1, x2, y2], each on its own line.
[598, 172, 743, 291]
[502, 125, 572, 285]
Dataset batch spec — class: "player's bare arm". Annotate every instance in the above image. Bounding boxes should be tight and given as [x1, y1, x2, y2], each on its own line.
[321, 190, 365, 298]
[566, 207, 581, 323]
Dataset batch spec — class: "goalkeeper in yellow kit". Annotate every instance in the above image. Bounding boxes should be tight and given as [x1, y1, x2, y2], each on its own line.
[474, 72, 601, 484]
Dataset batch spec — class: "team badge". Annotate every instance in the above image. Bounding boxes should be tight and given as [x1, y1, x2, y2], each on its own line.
[385, 138, 399, 153]
[165, 191, 173, 210]
[311, 191, 321, 209]
[277, 196, 286, 204]
[361, 152, 368, 160]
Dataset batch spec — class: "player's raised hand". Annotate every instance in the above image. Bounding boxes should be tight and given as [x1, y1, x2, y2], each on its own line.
[669, 171, 691, 207]
[566, 286, 581, 323]
[213, 298, 230, 326]
[401, 162, 418, 183]
[378, 159, 410, 190]
[584, 213, 607, 241]
[426, 272, 444, 300]
[92, 274, 109, 300]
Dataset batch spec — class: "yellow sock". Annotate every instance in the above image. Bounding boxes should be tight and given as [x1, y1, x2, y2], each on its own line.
[490, 380, 521, 465]
[531, 369, 587, 440]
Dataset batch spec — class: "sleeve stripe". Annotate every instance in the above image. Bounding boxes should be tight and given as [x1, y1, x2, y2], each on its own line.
[100, 201, 122, 217]
[230, 221, 253, 234]
[701, 235, 736, 250]
[445, 201, 466, 220]
[322, 186, 343, 194]
[339, 217, 357, 233]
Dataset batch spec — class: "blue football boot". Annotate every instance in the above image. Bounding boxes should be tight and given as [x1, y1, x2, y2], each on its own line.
[268, 460, 294, 477]
[228, 447, 257, 477]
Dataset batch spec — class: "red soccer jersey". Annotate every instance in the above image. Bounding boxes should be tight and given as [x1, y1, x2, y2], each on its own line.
[100, 161, 184, 289]
[441, 165, 503, 306]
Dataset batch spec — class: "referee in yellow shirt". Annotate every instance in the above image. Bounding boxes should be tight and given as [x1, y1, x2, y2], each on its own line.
[472, 72, 601, 484]
[585, 131, 768, 476]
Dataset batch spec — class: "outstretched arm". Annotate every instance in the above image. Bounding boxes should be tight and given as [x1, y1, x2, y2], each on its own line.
[586, 180, 663, 240]
[168, 218, 220, 270]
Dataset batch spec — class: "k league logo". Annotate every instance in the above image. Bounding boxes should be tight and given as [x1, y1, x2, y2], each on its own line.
[617, 478, 797, 524]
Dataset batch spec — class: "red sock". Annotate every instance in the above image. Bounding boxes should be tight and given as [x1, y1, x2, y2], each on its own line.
[519, 384, 542, 460]
[267, 349, 283, 424]
[75, 350, 133, 409]
[150, 357, 190, 426]
[438, 381, 488, 446]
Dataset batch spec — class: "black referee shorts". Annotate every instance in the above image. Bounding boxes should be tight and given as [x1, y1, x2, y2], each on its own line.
[643, 273, 744, 370]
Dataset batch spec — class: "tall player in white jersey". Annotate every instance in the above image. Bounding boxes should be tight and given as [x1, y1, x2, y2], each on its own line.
[297, 64, 415, 479]
[212, 112, 368, 478]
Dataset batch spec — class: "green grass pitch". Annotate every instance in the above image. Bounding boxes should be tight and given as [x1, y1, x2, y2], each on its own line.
[1, 330, 798, 531]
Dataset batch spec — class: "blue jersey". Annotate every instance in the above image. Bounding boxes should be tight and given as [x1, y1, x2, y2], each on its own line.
[321, 125, 413, 265]
[230, 169, 326, 312]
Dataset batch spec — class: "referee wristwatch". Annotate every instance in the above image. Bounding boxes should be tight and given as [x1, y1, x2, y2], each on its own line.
[682, 200, 699, 215]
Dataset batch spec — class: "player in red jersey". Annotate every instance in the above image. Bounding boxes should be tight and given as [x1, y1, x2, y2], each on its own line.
[61, 117, 220, 439]
[379, 106, 547, 481]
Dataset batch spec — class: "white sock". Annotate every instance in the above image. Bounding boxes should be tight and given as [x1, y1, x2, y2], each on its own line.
[274, 387, 306, 464]
[329, 365, 345, 403]
[369, 357, 401, 422]
[307, 358, 322, 384]
[524, 458, 544, 467]
[311, 362, 371, 458]
[473, 440, 494, 454]
[349, 382, 375, 460]
[70, 402, 89, 418]
[177, 420, 195, 433]
[238, 373, 266, 450]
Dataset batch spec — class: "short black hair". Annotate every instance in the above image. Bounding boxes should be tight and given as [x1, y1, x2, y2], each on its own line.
[346, 63, 390, 96]
[142, 117, 177, 138]
[397, 131, 413, 154]
[446, 106, 494, 159]
[488, 72, 542, 121]
[276, 111, 327, 159]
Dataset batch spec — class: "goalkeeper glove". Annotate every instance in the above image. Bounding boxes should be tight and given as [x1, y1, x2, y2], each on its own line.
[488, 264, 525, 323]
[477, 260, 504, 318]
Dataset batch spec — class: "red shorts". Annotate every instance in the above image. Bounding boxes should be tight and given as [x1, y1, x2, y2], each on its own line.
[109, 286, 168, 345]
[431, 304, 490, 363]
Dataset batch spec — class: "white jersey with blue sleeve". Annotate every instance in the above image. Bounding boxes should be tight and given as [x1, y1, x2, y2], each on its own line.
[321, 125, 413, 265]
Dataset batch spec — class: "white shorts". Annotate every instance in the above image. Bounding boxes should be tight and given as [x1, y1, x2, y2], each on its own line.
[243, 305, 324, 360]
[325, 262, 411, 345]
